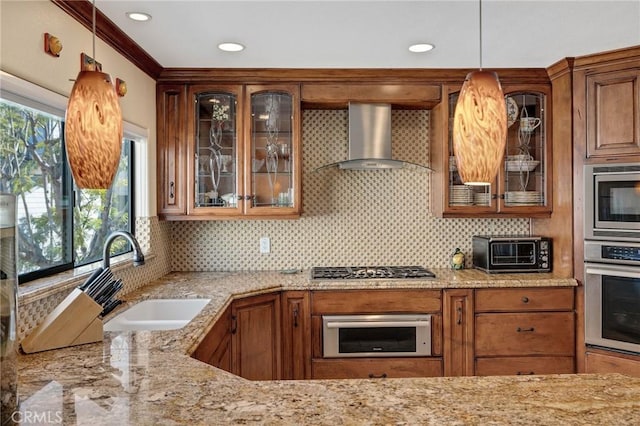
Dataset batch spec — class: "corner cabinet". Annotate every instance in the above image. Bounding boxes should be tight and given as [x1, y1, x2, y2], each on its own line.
[431, 84, 553, 218]
[157, 83, 302, 220]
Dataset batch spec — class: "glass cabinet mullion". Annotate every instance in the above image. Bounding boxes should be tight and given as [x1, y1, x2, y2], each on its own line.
[194, 91, 239, 208]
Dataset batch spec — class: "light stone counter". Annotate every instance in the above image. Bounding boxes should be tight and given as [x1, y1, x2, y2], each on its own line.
[16, 270, 640, 425]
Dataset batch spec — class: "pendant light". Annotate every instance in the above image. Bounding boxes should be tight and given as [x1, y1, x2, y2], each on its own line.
[452, 0, 506, 186]
[65, 0, 123, 189]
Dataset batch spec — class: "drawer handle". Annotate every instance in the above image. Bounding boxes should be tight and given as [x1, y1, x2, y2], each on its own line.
[521, 296, 529, 303]
[368, 373, 387, 379]
[517, 327, 535, 333]
[517, 371, 535, 375]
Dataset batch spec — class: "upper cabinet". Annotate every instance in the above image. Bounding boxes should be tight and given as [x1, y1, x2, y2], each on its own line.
[571, 48, 640, 162]
[158, 83, 301, 220]
[431, 83, 552, 218]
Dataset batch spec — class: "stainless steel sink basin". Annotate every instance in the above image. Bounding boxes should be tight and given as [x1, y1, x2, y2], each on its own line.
[103, 298, 211, 331]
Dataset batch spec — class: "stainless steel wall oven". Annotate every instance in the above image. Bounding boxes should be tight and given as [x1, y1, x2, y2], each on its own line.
[584, 240, 640, 354]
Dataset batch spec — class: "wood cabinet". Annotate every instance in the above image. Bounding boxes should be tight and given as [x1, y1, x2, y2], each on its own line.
[585, 67, 640, 159]
[192, 293, 282, 380]
[231, 292, 282, 380]
[310, 289, 443, 379]
[431, 84, 553, 218]
[474, 287, 575, 376]
[281, 291, 311, 380]
[157, 82, 302, 220]
[312, 358, 442, 380]
[585, 347, 640, 377]
[192, 304, 232, 371]
[157, 84, 188, 217]
[443, 289, 474, 376]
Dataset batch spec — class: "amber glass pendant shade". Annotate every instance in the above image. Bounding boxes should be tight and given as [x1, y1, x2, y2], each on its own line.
[65, 70, 123, 189]
[452, 70, 507, 186]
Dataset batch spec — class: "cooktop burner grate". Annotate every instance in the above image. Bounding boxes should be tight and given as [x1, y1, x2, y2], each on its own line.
[311, 266, 435, 280]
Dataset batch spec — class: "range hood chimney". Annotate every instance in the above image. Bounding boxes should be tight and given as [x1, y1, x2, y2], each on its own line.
[337, 103, 404, 170]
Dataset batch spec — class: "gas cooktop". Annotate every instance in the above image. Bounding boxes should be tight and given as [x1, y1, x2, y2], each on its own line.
[311, 266, 435, 280]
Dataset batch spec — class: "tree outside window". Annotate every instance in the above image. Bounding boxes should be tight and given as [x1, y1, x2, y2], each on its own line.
[0, 98, 133, 282]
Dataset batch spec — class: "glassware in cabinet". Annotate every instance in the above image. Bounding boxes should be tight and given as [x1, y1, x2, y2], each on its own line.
[190, 87, 241, 212]
[502, 91, 547, 209]
[248, 89, 295, 208]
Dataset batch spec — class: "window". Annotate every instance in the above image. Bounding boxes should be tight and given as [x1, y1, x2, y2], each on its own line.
[0, 91, 134, 283]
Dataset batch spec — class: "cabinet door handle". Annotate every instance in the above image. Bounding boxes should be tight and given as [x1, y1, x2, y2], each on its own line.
[293, 307, 299, 328]
[368, 373, 387, 379]
[231, 315, 237, 334]
[456, 302, 463, 325]
[516, 327, 535, 333]
[521, 296, 529, 303]
[517, 371, 535, 375]
[169, 181, 175, 200]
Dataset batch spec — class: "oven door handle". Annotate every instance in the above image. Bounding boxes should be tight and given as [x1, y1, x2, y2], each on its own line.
[325, 320, 429, 329]
[585, 263, 640, 279]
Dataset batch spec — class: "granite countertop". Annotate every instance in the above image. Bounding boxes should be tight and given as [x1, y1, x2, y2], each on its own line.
[16, 270, 640, 425]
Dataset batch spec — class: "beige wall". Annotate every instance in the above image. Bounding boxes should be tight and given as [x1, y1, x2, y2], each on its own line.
[171, 110, 530, 271]
[0, 0, 157, 215]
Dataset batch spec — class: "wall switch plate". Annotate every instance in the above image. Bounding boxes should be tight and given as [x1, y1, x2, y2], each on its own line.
[259, 237, 270, 254]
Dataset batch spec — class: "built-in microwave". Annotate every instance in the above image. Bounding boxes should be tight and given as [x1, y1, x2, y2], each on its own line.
[322, 314, 431, 358]
[584, 163, 640, 241]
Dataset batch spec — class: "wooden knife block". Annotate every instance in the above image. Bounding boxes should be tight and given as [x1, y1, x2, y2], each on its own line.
[21, 288, 103, 354]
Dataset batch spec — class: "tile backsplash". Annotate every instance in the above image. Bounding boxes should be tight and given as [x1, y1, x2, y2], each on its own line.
[170, 109, 528, 271]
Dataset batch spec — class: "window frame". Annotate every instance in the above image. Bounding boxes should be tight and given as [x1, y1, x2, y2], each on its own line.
[0, 71, 142, 285]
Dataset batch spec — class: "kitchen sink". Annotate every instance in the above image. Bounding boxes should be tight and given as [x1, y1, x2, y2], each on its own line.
[103, 298, 211, 331]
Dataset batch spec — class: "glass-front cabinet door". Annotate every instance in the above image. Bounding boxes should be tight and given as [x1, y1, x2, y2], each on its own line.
[187, 85, 243, 216]
[501, 89, 550, 213]
[444, 86, 551, 217]
[244, 84, 301, 217]
[187, 84, 300, 218]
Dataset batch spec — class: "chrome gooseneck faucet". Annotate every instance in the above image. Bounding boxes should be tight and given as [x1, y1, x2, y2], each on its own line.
[102, 230, 145, 269]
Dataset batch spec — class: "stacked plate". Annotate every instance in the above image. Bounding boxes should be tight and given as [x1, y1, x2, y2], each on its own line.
[506, 159, 540, 172]
[505, 191, 543, 205]
[450, 185, 474, 205]
[473, 192, 491, 206]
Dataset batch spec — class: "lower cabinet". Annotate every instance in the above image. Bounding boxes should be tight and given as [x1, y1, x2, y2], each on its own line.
[312, 358, 442, 379]
[310, 289, 444, 379]
[281, 291, 312, 380]
[473, 287, 576, 376]
[585, 348, 640, 377]
[192, 292, 282, 380]
[194, 287, 577, 380]
[231, 292, 282, 380]
[192, 304, 232, 371]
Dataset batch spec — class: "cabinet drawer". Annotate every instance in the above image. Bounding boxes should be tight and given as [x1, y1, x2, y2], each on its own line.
[475, 356, 574, 376]
[311, 290, 441, 314]
[311, 357, 442, 379]
[475, 288, 574, 312]
[475, 312, 575, 356]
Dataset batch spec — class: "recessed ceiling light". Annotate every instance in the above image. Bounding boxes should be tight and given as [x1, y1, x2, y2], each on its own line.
[126, 12, 151, 22]
[409, 43, 435, 53]
[218, 42, 245, 52]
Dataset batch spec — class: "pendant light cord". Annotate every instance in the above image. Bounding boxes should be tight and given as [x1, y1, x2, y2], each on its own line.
[92, 0, 96, 62]
[479, 0, 483, 70]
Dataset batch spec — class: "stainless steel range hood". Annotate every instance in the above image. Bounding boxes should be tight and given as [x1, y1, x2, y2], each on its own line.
[337, 103, 402, 170]
[314, 103, 430, 171]
[313, 102, 431, 172]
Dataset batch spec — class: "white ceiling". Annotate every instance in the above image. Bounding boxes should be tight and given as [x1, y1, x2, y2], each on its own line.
[96, 0, 640, 69]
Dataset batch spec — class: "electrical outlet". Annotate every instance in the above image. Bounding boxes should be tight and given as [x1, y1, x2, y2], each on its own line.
[259, 237, 270, 254]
